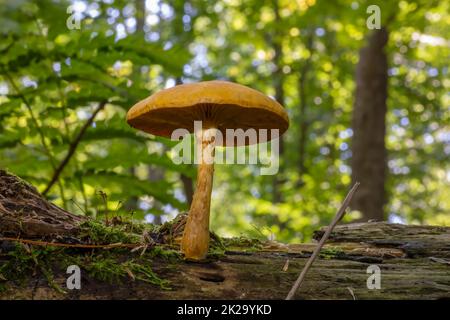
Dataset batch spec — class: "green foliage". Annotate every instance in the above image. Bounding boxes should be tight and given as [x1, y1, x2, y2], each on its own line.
[0, 0, 448, 243]
[0, 0, 191, 221]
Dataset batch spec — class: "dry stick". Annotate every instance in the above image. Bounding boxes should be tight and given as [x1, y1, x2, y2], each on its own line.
[285, 182, 360, 300]
[43, 101, 107, 195]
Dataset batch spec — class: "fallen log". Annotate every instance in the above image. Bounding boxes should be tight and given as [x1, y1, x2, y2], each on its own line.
[0, 171, 449, 300]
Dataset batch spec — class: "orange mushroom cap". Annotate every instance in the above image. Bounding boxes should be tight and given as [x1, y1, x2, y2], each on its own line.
[126, 80, 289, 146]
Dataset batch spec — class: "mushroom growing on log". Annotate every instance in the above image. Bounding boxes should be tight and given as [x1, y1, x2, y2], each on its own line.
[127, 80, 289, 260]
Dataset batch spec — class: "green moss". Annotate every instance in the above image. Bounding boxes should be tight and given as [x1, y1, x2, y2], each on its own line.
[148, 245, 180, 259]
[320, 246, 345, 259]
[122, 260, 170, 289]
[0, 244, 66, 293]
[0, 217, 181, 294]
[222, 236, 263, 252]
[0, 243, 174, 292]
[203, 234, 264, 258]
[78, 219, 146, 244]
[80, 254, 169, 288]
[83, 255, 124, 283]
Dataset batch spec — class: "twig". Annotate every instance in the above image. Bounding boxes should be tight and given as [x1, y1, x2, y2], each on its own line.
[70, 198, 87, 215]
[43, 101, 107, 195]
[285, 182, 360, 300]
[0, 237, 141, 249]
[347, 287, 357, 300]
[282, 259, 289, 272]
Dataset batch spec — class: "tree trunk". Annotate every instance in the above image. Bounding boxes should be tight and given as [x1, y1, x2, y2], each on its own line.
[351, 28, 389, 222]
[297, 32, 314, 182]
[135, 0, 146, 34]
[1, 171, 449, 300]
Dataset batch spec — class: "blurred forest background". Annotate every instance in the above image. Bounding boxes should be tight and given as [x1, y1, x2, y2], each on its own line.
[0, 0, 448, 242]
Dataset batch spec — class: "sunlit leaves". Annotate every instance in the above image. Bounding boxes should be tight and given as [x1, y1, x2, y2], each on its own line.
[0, 0, 190, 221]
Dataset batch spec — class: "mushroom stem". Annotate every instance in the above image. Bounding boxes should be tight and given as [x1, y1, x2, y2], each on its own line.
[181, 126, 218, 260]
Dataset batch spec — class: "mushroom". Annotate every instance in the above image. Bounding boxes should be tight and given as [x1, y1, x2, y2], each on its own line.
[127, 80, 289, 260]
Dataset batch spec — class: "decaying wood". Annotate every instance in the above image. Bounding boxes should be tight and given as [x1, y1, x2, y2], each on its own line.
[0, 170, 84, 237]
[2, 221, 450, 300]
[1, 171, 449, 300]
[313, 222, 450, 259]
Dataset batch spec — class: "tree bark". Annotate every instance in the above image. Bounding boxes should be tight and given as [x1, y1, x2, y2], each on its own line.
[0, 170, 84, 238]
[351, 28, 389, 222]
